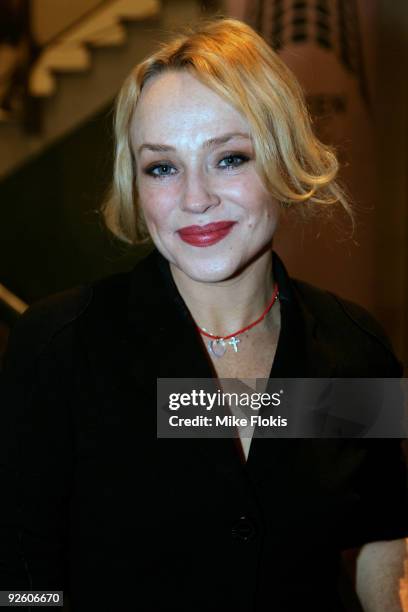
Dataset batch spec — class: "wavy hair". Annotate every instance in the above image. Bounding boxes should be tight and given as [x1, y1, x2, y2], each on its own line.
[102, 17, 353, 244]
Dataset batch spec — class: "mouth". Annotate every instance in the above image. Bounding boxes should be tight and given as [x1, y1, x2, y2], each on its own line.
[177, 221, 237, 247]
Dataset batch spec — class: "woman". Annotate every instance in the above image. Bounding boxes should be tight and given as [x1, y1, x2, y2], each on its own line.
[1, 17, 407, 612]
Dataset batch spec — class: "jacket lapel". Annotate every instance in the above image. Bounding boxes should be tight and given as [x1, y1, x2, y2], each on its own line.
[127, 249, 340, 475]
[244, 250, 339, 477]
[81, 247, 340, 480]
[126, 249, 245, 474]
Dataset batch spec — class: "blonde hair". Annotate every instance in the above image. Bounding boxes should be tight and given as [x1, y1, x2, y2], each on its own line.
[102, 17, 353, 244]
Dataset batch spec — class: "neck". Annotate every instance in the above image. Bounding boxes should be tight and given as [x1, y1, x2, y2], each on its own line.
[169, 247, 277, 336]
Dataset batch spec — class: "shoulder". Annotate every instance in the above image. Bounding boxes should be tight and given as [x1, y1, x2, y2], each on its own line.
[2, 270, 133, 377]
[1, 251, 157, 377]
[291, 278, 403, 376]
[292, 278, 393, 349]
[2, 285, 91, 378]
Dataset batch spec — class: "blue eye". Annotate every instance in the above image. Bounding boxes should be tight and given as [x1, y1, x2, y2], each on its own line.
[146, 163, 177, 178]
[218, 154, 249, 169]
[144, 154, 249, 178]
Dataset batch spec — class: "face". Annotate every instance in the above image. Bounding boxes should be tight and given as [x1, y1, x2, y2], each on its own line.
[130, 70, 280, 283]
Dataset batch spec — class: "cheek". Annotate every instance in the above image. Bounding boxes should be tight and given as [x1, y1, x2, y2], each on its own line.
[138, 181, 175, 223]
[247, 191, 279, 219]
[230, 173, 273, 213]
[246, 197, 280, 233]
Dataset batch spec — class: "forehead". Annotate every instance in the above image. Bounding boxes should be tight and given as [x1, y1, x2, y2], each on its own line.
[130, 70, 250, 146]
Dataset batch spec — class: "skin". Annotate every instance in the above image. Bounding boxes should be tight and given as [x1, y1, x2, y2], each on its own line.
[130, 69, 280, 336]
[355, 540, 408, 611]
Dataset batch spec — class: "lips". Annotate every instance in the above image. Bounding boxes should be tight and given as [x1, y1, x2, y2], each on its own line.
[177, 221, 237, 247]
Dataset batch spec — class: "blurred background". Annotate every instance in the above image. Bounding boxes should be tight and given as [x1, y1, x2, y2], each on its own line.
[0, 0, 407, 372]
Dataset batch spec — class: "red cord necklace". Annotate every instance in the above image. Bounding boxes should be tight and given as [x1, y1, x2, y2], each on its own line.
[196, 283, 279, 358]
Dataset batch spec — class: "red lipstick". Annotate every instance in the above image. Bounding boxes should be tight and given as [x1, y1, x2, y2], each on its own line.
[177, 221, 236, 247]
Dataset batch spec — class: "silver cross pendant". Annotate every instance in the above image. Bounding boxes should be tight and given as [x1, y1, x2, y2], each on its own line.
[227, 336, 240, 352]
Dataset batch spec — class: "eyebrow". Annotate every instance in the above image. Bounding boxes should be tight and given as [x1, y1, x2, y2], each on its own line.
[137, 131, 251, 155]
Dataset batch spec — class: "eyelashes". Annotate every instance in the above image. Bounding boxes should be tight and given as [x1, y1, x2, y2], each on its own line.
[145, 163, 177, 179]
[218, 154, 250, 170]
[143, 153, 250, 179]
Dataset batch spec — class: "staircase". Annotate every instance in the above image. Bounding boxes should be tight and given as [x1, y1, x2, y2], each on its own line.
[29, 0, 160, 97]
[0, 0, 207, 180]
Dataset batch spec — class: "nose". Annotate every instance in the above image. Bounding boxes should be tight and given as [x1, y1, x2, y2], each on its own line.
[179, 168, 221, 214]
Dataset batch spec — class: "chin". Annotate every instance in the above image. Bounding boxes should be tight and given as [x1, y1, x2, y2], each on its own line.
[173, 252, 245, 284]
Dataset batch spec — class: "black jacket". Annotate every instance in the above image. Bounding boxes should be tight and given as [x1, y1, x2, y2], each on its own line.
[1, 248, 407, 612]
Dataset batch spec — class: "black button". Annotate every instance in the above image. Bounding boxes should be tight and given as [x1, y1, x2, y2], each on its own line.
[231, 516, 256, 542]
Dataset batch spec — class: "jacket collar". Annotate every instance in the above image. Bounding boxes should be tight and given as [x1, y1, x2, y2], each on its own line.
[83, 246, 338, 477]
[127, 247, 215, 379]
[124, 247, 339, 474]
[127, 246, 334, 378]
